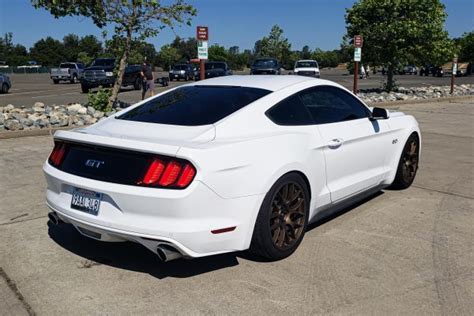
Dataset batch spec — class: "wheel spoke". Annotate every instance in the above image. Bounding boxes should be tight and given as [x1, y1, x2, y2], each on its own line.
[272, 227, 280, 243]
[281, 184, 289, 202]
[270, 220, 279, 230]
[277, 226, 286, 247]
[289, 197, 303, 212]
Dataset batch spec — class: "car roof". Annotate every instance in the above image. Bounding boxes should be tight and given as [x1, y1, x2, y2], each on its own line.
[192, 75, 337, 92]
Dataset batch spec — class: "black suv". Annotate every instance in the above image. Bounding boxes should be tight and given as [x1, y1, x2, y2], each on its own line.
[250, 58, 281, 75]
[81, 58, 143, 93]
[204, 62, 232, 79]
[169, 64, 194, 81]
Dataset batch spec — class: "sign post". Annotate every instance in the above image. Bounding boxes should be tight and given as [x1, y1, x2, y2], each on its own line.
[353, 35, 363, 94]
[196, 26, 209, 80]
[450, 55, 457, 94]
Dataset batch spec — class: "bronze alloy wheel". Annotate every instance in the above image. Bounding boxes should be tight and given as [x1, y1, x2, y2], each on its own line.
[401, 138, 419, 183]
[269, 182, 306, 250]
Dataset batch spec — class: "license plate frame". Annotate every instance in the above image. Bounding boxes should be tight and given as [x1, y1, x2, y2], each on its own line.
[70, 188, 102, 216]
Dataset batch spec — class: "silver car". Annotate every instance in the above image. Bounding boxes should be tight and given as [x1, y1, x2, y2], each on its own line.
[0, 73, 11, 93]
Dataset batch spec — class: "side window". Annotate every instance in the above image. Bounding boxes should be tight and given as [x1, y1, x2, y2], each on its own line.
[299, 86, 370, 124]
[266, 94, 314, 126]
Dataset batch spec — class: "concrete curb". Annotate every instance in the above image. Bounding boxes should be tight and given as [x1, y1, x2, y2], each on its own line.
[0, 95, 472, 140]
[0, 126, 75, 140]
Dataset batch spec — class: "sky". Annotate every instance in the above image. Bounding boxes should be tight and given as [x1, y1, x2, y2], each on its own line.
[0, 0, 472, 52]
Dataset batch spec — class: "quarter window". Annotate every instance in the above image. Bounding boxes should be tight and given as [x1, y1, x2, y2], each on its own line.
[266, 94, 314, 126]
[299, 86, 370, 124]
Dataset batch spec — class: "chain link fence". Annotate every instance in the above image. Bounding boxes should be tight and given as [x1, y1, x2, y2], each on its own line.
[0, 67, 51, 74]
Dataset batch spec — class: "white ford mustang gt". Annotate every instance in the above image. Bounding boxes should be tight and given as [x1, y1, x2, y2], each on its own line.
[44, 75, 420, 261]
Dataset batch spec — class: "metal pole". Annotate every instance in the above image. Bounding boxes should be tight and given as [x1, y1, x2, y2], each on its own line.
[200, 59, 205, 80]
[353, 61, 359, 94]
[450, 71, 454, 94]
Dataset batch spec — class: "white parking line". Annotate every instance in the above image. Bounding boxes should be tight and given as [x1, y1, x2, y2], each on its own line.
[31, 92, 80, 99]
[0, 87, 78, 97]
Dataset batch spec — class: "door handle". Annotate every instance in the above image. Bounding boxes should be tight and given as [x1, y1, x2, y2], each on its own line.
[328, 138, 344, 149]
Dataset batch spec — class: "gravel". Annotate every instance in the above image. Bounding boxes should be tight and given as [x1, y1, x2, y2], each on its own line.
[1, 84, 473, 132]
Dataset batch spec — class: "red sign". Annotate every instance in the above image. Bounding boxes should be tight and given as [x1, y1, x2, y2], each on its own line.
[354, 35, 363, 48]
[196, 26, 208, 41]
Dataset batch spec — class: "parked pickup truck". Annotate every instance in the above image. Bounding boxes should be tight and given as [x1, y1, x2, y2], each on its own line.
[81, 59, 145, 93]
[81, 58, 170, 93]
[50, 62, 85, 84]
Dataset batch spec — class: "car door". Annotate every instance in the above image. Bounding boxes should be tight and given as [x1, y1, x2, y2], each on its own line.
[299, 85, 392, 202]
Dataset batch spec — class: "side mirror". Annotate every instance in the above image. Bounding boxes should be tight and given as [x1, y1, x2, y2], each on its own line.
[370, 107, 389, 120]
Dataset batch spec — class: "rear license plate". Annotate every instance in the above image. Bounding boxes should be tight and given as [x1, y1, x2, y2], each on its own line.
[71, 188, 102, 215]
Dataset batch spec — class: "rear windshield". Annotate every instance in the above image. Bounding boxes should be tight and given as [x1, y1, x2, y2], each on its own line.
[117, 86, 271, 126]
[172, 65, 187, 70]
[254, 59, 276, 67]
[296, 61, 318, 68]
[205, 63, 226, 70]
[60, 63, 76, 69]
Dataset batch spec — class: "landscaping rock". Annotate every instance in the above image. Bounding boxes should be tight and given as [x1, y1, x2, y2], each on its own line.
[4, 119, 22, 131]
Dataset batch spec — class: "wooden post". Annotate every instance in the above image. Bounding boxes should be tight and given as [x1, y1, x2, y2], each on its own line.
[200, 59, 205, 80]
[353, 61, 359, 94]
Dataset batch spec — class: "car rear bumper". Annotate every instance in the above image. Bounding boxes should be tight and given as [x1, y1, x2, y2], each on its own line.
[43, 161, 263, 258]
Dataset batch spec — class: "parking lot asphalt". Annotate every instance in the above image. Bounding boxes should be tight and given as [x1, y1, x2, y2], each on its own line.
[0, 98, 473, 315]
[1, 69, 473, 108]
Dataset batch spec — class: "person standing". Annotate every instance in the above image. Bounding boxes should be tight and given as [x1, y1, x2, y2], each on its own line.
[141, 59, 155, 100]
[360, 64, 366, 79]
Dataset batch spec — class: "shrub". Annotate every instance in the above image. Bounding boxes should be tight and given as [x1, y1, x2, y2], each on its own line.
[88, 88, 112, 112]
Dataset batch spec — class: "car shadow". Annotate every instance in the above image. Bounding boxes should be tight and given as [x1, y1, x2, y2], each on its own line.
[47, 190, 384, 279]
[307, 190, 384, 232]
[47, 221, 240, 279]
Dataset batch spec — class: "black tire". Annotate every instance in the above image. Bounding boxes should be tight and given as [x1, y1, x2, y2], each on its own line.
[250, 172, 310, 260]
[390, 133, 420, 190]
[81, 84, 90, 93]
[1, 83, 8, 94]
[133, 78, 142, 90]
[53, 79, 59, 84]
[70, 74, 77, 84]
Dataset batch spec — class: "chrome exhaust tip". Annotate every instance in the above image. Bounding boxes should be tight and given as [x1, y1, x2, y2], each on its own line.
[156, 244, 182, 262]
[48, 212, 61, 225]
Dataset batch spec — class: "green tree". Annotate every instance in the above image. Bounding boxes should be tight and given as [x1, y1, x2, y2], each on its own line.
[63, 33, 80, 61]
[30, 36, 65, 66]
[208, 44, 228, 62]
[77, 52, 94, 65]
[345, 0, 454, 91]
[300, 45, 311, 59]
[0, 33, 30, 66]
[456, 31, 474, 63]
[170, 36, 197, 61]
[156, 44, 180, 70]
[78, 35, 103, 59]
[258, 25, 292, 62]
[33, 0, 196, 108]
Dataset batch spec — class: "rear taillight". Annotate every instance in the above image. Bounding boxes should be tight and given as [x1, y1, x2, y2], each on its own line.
[48, 142, 67, 167]
[139, 158, 196, 189]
